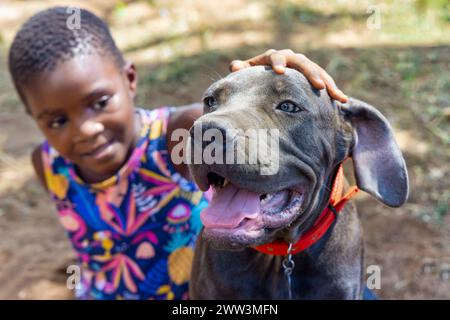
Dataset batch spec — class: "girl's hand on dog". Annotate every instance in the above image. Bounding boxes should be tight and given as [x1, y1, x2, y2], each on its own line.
[230, 49, 348, 103]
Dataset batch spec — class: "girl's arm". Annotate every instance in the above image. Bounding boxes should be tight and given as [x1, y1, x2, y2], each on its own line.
[167, 49, 347, 180]
[31, 146, 48, 191]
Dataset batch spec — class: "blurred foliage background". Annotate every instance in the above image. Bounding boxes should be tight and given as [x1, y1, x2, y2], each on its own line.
[0, 0, 449, 299]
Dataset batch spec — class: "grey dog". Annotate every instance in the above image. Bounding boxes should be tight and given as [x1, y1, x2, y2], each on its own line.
[187, 66, 409, 299]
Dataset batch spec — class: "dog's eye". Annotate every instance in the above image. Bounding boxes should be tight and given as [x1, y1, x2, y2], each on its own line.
[203, 96, 217, 108]
[276, 100, 302, 113]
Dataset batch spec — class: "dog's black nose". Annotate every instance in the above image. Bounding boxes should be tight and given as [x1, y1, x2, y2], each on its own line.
[190, 121, 235, 164]
[190, 121, 230, 148]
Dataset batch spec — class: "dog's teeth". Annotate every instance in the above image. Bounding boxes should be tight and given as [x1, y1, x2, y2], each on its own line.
[223, 179, 229, 187]
[261, 192, 276, 204]
[260, 193, 269, 204]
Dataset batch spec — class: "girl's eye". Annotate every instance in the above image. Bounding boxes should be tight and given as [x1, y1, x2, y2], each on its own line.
[48, 116, 67, 129]
[92, 95, 111, 111]
[203, 96, 217, 108]
[276, 100, 303, 113]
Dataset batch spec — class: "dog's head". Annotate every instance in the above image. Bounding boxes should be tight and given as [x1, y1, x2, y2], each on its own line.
[187, 66, 408, 250]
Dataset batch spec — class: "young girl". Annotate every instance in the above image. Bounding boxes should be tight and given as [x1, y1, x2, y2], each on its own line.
[8, 7, 347, 300]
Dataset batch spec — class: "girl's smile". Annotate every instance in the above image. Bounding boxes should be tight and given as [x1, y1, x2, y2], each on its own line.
[23, 54, 139, 183]
[81, 138, 117, 161]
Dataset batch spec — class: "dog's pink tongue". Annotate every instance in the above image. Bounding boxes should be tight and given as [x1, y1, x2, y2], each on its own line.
[201, 183, 261, 229]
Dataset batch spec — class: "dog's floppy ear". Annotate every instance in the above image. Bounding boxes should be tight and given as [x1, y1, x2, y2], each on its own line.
[340, 98, 409, 207]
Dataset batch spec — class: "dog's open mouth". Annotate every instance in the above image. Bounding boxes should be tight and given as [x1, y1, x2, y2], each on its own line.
[201, 172, 305, 241]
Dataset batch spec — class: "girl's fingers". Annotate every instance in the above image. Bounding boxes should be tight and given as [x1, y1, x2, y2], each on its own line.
[318, 67, 348, 102]
[231, 49, 283, 72]
[269, 53, 287, 74]
[229, 60, 251, 72]
[245, 49, 277, 66]
[287, 55, 326, 89]
[231, 49, 348, 102]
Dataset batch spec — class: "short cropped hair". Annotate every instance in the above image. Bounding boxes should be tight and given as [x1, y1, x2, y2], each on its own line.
[8, 6, 125, 105]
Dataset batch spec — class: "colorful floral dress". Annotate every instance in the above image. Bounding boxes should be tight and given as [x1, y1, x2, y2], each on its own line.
[41, 107, 208, 300]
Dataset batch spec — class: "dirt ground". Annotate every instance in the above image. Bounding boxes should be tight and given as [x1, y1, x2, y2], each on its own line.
[0, 0, 449, 299]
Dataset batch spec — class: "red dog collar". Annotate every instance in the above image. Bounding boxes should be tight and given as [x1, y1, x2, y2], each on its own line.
[253, 164, 359, 256]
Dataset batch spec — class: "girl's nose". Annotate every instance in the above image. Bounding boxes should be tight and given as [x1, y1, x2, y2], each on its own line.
[75, 120, 104, 142]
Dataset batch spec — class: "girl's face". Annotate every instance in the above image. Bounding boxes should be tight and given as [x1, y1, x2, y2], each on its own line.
[23, 54, 139, 183]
